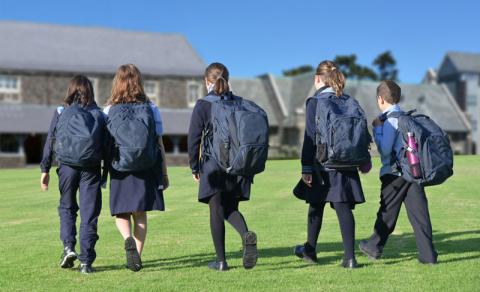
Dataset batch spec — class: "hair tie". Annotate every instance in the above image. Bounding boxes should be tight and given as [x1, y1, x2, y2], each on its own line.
[331, 67, 337, 71]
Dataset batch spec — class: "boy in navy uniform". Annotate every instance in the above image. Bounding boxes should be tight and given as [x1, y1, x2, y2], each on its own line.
[40, 76, 105, 274]
[359, 80, 438, 264]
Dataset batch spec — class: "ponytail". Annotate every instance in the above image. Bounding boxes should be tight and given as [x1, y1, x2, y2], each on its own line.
[316, 60, 345, 96]
[205, 62, 230, 96]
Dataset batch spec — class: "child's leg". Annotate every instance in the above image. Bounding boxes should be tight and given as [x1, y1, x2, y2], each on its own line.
[77, 168, 102, 265]
[332, 202, 355, 259]
[223, 195, 248, 238]
[57, 165, 81, 250]
[116, 213, 132, 239]
[306, 202, 326, 252]
[132, 211, 147, 255]
[404, 183, 437, 263]
[208, 193, 227, 262]
[365, 176, 409, 253]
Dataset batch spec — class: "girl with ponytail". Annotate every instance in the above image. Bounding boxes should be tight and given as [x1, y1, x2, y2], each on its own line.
[293, 60, 370, 269]
[187, 62, 258, 271]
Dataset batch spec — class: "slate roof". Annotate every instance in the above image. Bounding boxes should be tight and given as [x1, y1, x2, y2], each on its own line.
[0, 21, 205, 76]
[443, 51, 480, 73]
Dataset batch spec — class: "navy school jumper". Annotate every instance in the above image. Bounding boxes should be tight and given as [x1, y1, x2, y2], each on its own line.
[187, 92, 252, 203]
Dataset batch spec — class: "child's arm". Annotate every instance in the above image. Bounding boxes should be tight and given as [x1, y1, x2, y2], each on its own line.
[373, 117, 397, 157]
[40, 109, 60, 191]
[187, 100, 208, 181]
[301, 99, 316, 187]
[158, 136, 168, 190]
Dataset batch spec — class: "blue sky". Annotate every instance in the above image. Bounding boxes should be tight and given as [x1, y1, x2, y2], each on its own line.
[1, 0, 479, 83]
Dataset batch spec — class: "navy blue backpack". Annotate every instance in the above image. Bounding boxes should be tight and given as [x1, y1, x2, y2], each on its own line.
[54, 103, 105, 167]
[203, 94, 269, 176]
[313, 92, 372, 169]
[387, 110, 454, 186]
[107, 103, 158, 172]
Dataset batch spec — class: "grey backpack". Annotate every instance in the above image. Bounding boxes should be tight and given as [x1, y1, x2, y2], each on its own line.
[107, 103, 158, 172]
[313, 92, 372, 169]
[203, 94, 269, 176]
[54, 103, 104, 167]
[388, 110, 454, 186]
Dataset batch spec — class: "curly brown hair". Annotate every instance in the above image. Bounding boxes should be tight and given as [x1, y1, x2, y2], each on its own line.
[107, 64, 148, 105]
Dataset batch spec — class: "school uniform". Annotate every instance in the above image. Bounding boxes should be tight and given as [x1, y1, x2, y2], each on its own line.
[103, 102, 165, 216]
[297, 87, 366, 262]
[187, 91, 254, 267]
[187, 92, 252, 204]
[361, 104, 437, 263]
[40, 102, 104, 265]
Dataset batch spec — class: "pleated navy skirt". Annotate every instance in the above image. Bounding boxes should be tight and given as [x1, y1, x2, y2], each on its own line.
[109, 167, 165, 216]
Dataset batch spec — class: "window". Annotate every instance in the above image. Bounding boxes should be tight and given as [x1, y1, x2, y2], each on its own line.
[187, 81, 202, 107]
[0, 75, 21, 103]
[0, 134, 19, 153]
[0, 75, 20, 93]
[466, 94, 477, 107]
[145, 80, 159, 105]
[87, 76, 99, 97]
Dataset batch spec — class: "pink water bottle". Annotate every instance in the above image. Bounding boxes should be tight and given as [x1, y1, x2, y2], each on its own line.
[407, 132, 422, 178]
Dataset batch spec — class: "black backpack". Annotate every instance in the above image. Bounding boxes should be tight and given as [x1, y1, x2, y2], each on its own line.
[388, 110, 454, 186]
[203, 94, 269, 176]
[54, 103, 104, 167]
[313, 92, 371, 169]
[107, 103, 158, 172]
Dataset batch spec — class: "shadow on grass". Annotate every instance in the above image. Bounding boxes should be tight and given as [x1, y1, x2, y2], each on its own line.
[93, 229, 480, 272]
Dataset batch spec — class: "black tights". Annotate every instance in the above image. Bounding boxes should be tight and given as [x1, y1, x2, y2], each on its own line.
[307, 202, 355, 259]
[209, 192, 248, 262]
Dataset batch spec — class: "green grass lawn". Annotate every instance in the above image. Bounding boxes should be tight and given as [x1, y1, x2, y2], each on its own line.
[1, 157, 479, 291]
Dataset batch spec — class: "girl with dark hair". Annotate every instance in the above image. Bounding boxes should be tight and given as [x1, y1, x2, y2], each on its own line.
[40, 75, 106, 274]
[187, 62, 259, 271]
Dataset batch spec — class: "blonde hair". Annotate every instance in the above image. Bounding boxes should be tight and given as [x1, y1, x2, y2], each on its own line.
[316, 60, 345, 96]
[107, 64, 148, 105]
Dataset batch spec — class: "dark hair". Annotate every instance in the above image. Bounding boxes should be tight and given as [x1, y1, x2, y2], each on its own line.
[316, 60, 345, 96]
[205, 62, 230, 95]
[377, 80, 401, 104]
[64, 75, 95, 106]
[107, 64, 148, 105]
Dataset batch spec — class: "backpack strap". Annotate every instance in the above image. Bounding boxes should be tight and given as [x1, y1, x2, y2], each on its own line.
[386, 109, 416, 119]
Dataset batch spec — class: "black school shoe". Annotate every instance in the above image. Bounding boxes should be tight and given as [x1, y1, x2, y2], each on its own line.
[60, 246, 78, 269]
[341, 257, 358, 269]
[124, 237, 142, 272]
[242, 231, 258, 269]
[359, 240, 382, 260]
[419, 251, 438, 265]
[294, 244, 318, 264]
[208, 261, 229, 271]
[79, 263, 94, 274]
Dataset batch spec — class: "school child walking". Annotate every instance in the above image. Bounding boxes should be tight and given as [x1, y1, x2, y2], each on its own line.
[40, 75, 106, 274]
[104, 64, 168, 272]
[188, 62, 269, 271]
[293, 60, 372, 269]
[359, 80, 443, 264]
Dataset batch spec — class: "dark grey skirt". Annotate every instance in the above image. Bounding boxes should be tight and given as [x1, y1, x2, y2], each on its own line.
[109, 167, 165, 216]
[294, 166, 365, 208]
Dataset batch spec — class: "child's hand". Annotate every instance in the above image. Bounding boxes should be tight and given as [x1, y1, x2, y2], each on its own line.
[163, 175, 169, 190]
[192, 173, 200, 183]
[359, 161, 372, 174]
[302, 173, 312, 188]
[372, 117, 383, 127]
[40, 173, 50, 191]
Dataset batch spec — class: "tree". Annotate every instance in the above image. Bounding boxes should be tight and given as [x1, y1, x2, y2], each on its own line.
[373, 51, 398, 81]
[283, 65, 314, 77]
[334, 54, 378, 81]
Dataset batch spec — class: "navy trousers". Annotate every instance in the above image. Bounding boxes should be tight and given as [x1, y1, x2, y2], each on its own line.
[57, 164, 102, 265]
[365, 175, 437, 263]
